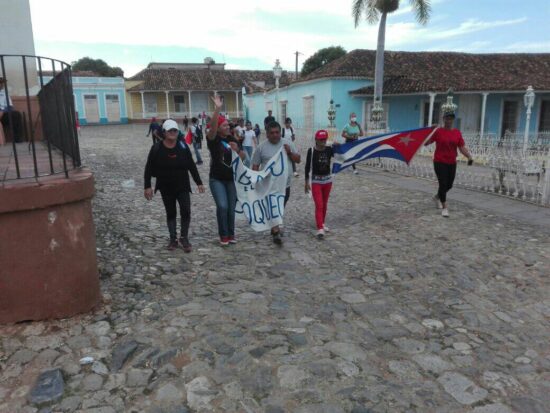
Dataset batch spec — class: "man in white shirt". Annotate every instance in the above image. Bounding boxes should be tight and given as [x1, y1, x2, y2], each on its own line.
[252, 121, 301, 245]
[282, 117, 299, 177]
[0, 77, 24, 142]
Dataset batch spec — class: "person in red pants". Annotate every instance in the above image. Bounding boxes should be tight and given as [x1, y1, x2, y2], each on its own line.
[304, 130, 339, 239]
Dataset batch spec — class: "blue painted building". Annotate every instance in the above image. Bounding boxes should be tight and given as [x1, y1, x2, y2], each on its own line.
[42, 71, 128, 125]
[247, 50, 550, 138]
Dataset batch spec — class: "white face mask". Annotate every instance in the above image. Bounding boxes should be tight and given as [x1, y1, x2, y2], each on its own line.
[350, 117, 357, 122]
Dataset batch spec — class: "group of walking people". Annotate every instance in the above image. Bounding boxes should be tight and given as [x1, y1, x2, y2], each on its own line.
[144, 98, 473, 250]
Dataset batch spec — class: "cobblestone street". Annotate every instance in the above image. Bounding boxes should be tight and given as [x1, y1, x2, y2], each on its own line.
[1, 124, 549, 413]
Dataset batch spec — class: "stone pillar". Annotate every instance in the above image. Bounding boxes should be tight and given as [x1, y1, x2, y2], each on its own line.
[0, 169, 100, 323]
[480, 92, 489, 138]
[428, 92, 437, 126]
[140, 91, 145, 119]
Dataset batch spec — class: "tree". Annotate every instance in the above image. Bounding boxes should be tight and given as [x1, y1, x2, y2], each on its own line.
[71, 57, 124, 77]
[301, 46, 347, 77]
[352, 0, 430, 123]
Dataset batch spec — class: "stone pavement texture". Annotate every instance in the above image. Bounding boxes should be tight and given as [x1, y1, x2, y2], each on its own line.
[1, 124, 549, 413]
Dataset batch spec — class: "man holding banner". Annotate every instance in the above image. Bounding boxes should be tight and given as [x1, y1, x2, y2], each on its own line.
[251, 121, 301, 244]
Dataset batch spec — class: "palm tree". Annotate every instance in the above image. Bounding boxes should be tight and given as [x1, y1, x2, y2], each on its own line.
[352, 0, 431, 127]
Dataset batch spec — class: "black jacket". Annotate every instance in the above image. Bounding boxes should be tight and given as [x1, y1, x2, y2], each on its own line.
[144, 141, 202, 193]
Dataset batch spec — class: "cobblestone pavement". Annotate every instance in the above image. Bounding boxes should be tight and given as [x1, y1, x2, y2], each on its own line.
[1, 124, 549, 413]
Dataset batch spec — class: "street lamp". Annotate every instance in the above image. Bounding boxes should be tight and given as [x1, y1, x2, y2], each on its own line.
[273, 59, 282, 122]
[523, 85, 535, 154]
[327, 99, 336, 128]
[441, 88, 458, 116]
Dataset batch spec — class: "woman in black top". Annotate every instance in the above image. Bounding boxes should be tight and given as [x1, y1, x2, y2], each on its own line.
[144, 119, 205, 251]
[206, 96, 246, 246]
[305, 130, 339, 239]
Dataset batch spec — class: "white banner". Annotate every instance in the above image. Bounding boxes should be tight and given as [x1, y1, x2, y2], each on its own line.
[232, 147, 289, 232]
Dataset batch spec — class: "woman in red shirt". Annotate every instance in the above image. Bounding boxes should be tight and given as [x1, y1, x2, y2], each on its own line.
[424, 110, 473, 217]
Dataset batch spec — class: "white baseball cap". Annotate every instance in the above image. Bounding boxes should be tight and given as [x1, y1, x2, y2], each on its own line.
[162, 119, 179, 130]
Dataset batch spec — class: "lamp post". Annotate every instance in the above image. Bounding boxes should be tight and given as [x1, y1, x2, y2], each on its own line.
[523, 85, 535, 154]
[370, 99, 384, 132]
[273, 59, 282, 122]
[441, 88, 458, 116]
[241, 86, 247, 122]
[327, 99, 336, 128]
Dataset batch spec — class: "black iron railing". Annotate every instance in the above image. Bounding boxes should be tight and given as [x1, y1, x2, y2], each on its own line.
[0, 55, 81, 180]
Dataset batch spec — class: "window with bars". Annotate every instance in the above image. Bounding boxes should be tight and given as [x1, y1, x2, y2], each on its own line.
[501, 100, 519, 136]
[144, 94, 157, 114]
[280, 101, 287, 123]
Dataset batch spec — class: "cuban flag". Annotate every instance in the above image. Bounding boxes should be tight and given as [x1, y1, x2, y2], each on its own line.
[332, 126, 437, 174]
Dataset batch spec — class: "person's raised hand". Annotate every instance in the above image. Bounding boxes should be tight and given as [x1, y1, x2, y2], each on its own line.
[211, 95, 223, 110]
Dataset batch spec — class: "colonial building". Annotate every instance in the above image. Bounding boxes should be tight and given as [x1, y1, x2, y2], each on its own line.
[246, 49, 550, 137]
[43, 71, 128, 125]
[125, 60, 292, 121]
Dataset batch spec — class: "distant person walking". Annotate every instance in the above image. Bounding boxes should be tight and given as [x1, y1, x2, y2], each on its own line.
[424, 109, 473, 218]
[282, 117, 299, 177]
[146, 117, 162, 144]
[341, 112, 363, 174]
[190, 117, 203, 165]
[253, 123, 261, 145]
[144, 119, 205, 252]
[242, 121, 256, 167]
[263, 110, 275, 133]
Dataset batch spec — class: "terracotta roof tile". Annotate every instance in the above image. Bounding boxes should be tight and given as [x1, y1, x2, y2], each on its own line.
[298, 49, 550, 93]
[127, 67, 292, 92]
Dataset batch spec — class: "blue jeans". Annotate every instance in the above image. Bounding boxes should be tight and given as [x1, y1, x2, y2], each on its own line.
[209, 178, 237, 238]
[192, 141, 203, 163]
[243, 146, 253, 167]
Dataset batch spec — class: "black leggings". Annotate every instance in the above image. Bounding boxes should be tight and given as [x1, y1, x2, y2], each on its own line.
[433, 162, 457, 204]
[160, 190, 191, 241]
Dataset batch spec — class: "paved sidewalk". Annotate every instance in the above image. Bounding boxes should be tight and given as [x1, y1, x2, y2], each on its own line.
[361, 166, 550, 231]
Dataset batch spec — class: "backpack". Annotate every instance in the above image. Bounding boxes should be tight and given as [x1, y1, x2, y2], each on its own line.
[194, 124, 203, 141]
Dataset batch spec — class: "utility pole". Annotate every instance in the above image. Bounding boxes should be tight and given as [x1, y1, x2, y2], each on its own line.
[294, 51, 303, 79]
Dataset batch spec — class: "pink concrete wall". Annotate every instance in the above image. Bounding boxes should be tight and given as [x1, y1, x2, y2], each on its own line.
[0, 169, 100, 323]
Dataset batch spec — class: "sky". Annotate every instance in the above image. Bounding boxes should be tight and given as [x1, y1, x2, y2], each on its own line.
[30, 0, 550, 77]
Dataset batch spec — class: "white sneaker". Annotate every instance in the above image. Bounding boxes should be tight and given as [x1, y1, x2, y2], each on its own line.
[293, 172, 299, 177]
[442, 208, 449, 218]
[353, 169, 359, 175]
[316, 229, 325, 239]
[323, 225, 330, 232]
[432, 195, 443, 209]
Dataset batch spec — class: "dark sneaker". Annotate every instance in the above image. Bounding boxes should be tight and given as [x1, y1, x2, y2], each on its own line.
[179, 237, 192, 253]
[167, 240, 178, 251]
[272, 231, 283, 245]
[220, 236, 230, 246]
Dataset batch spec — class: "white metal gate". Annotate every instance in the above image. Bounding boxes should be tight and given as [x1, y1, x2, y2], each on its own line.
[84, 94, 99, 123]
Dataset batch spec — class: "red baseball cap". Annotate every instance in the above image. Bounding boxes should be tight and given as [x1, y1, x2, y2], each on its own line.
[315, 130, 329, 140]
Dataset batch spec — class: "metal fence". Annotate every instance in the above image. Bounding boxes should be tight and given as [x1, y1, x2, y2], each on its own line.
[0, 54, 80, 180]
[286, 125, 550, 207]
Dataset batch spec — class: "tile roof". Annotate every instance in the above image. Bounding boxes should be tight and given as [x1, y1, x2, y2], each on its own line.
[298, 49, 550, 94]
[127, 67, 293, 93]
